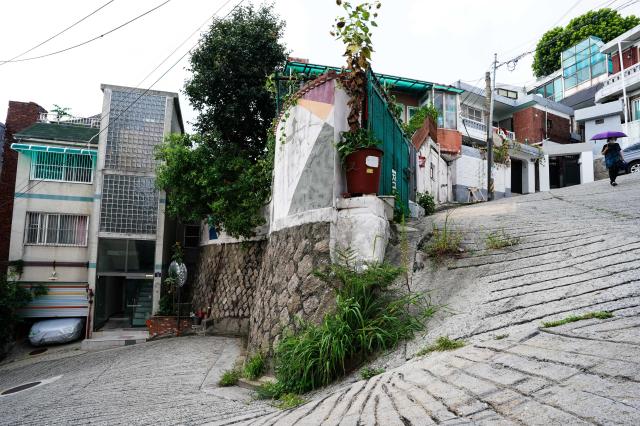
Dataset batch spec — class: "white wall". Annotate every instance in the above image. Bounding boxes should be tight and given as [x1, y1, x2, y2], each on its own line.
[585, 115, 622, 157]
[539, 155, 550, 191]
[452, 147, 511, 201]
[580, 151, 595, 184]
[415, 139, 450, 204]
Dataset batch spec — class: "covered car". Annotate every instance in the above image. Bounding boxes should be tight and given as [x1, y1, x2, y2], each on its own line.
[28, 318, 84, 346]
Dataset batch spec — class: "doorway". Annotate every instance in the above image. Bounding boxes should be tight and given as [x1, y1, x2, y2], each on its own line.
[549, 155, 580, 189]
[511, 159, 523, 194]
[94, 277, 153, 330]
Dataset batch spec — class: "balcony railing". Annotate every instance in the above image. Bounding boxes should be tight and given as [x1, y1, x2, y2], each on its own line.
[596, 62, 640, 103]
[38, 113, 101, 128]
[461, 117, 516, 141]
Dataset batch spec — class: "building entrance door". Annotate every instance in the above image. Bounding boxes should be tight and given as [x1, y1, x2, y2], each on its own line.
[94, 277, 153, 329]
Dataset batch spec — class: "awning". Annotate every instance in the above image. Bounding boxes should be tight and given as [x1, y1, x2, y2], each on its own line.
[11, 143, 98, 156]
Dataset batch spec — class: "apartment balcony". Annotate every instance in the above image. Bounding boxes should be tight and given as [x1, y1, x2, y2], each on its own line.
[460, 117, 516, 142]
[38, 113, 101, 128]
[595, 62, 640, 103]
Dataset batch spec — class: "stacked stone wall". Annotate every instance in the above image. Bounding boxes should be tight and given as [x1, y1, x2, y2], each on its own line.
[191, 241, 266, 333]
[248, 222, 334, 354]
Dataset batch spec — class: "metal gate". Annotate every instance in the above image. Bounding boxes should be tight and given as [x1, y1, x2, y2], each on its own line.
[366, 71, 415, 216]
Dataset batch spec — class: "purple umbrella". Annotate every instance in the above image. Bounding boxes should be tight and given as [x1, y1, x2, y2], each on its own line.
[591, 131, 627, 140]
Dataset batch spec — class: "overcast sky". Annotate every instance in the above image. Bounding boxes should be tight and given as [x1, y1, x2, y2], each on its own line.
[1, 0, 639, 132]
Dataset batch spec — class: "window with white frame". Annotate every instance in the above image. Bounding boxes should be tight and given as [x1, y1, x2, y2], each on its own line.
[30, 151, 94, 183]
[461, 105, 483, 123]
[183, 224, 200, 248]
[25, 212, 89, 246]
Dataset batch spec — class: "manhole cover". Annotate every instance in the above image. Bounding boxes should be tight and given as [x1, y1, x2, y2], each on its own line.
[1, 382, 41, 396]
[29, 348, 48, 356]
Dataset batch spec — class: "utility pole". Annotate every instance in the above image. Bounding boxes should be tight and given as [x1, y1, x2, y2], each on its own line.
[485, 53, 498, 201]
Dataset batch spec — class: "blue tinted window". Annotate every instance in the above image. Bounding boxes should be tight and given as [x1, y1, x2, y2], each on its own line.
[577, 67, 590, 83]
[576, 58, 589, 70]
[563, 65, 576, 77]
[592, 61, 606, 77]
[565, 75, 578, 89]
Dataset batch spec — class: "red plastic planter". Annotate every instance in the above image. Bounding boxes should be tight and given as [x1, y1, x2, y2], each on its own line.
[345, 147, 384, 195]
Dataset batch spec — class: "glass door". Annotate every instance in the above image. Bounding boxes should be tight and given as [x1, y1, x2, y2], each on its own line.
[125, 279, 153, 327]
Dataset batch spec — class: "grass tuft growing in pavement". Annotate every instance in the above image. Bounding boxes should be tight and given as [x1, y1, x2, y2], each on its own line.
[360, 366, 385, 380]
[424, 215, 463, 260]
[218, 369, 241, 387]
[243, 352, 265, 380]
[485, 229, 521, 250]
[275, 393, 306, 410]
[416, 336, 465, 357]
[542, 311, 613, 328]
[494, 333, 509, 340]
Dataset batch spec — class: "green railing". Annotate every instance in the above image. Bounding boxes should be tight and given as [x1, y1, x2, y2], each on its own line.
[366, 71, 415, 217]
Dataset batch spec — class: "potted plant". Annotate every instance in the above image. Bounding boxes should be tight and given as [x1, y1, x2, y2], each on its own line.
[337, 128, 383, 195]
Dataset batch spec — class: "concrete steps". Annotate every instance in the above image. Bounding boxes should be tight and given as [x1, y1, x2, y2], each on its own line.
[81, 329, 149, 351]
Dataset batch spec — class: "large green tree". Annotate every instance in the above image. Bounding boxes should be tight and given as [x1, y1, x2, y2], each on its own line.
[533, 8, 640, 77]
[156, 4, 287, 238]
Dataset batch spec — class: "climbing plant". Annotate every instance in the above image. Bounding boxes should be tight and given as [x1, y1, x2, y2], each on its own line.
[331, 0, 381, 131]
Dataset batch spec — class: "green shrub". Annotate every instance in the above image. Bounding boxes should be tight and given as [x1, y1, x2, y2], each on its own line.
[218, 369, 241, 387]
[1, 276, 47, 356]
[360, 366, 385, 380]
[335, 128, 381, 162]
[273, 258, 434, 395]
[416, 336, 465, 356]
[403, 104, 439, 136]
[416, 192, 436, 216]
[243, 352, 265, 380]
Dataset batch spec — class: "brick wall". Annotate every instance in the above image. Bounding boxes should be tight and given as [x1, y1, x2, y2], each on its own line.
[0, 102, 46, 270]
[612, 47, 639, 74]
[436, 128, 462, 154]
[513, 106, 571, 144]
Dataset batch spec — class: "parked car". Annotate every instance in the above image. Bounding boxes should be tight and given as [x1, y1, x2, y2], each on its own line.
[29, 318, 84, 346]
[623, 143, 640, 174]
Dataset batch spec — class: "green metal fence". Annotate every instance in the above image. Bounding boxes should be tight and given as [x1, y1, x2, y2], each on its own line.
[366, 71, 415, 216]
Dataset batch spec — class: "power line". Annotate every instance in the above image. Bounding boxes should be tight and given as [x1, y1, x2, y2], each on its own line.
[0, 0, 116, 66]
[0, 0, 172, 64]
[0, 0, 246, 210]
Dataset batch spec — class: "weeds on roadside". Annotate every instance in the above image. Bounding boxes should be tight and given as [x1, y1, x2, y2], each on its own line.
[275, 393, 306, 410]
[542, 311, 613, 328]
[219, 369, 241, 386]
[494, 333, 509, 340]
[485, 229, 521, 250]
[424, 214, 463, 260]
[416, 336, 465, 357]
[360, 366, 385, 380]
[255, 381, 286, 399]
[243, 352, 265, 380]
[272, 251, 435, 395]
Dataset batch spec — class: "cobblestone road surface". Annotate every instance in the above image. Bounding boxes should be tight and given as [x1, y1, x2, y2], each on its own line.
[216, 173, 640, 425]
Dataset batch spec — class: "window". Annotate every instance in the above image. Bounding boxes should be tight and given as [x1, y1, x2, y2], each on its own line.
[595, 118, 604, 125]
[497, 89, 518, 99]
[445, 94, 457, 129]
[184, 225, 200, 248]
[462, 105, 483, 123]
[30, 151, 94, 183]
[547, 119, 553, 129]
[562, 36, 608, 90]
[97, 239, 155, 273]
[25, 212, 88, 246]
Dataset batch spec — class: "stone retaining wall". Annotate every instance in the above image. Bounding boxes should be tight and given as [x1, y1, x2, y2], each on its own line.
[248, 222, 333, 354]
[191, 241, 266, 333]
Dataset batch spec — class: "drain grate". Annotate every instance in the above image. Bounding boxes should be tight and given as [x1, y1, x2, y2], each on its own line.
[29, 348, 48, 356]
[1, 382, 41, 396]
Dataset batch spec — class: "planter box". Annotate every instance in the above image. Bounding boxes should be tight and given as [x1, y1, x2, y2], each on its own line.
[146, 316, 192, 338]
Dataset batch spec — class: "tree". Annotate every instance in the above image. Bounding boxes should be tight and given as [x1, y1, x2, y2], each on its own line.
[156, 4, 287, 238]
[533, 8, 640, 77]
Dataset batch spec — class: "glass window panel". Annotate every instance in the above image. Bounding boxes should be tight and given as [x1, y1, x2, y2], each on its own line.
[46, 214, 59, 244]
[536, 87, 544, 96]
[591, 53, 604, 65]
[577, 67, 590, 83]
[576, 39, 589, 52]
[576, 47, 589, 62]
[100, 174, 158, 234]
[553, 79, 563, 101]
[97, 239, 128, 272]
[545, 82, 554, 98]
[434, 92, 444, 127]
[445, 94, 457, 129]
[564, 75, 578, 89]
[563, 64, 576, 77]
[126, 240, 155, 273]
[590, 43, 600, 55]
[563, 55, 576, 68]
[562, 45, 575, 59]
[591, 60, 606, 77]
[576, 58, 589, 71]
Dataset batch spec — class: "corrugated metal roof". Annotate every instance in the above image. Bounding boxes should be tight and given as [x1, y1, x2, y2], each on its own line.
[14, 122, 99, 143]
[18, 282, 89, 318]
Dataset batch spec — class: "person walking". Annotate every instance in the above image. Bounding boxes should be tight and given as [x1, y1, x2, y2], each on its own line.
[602, 137, 624, 186]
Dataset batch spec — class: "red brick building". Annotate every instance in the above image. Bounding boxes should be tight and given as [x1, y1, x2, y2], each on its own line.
[512, 107, 572, 145]
[0, 102, 46, 271]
